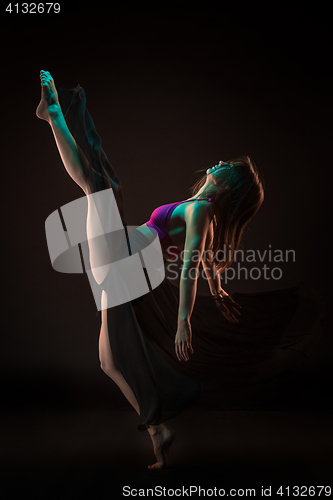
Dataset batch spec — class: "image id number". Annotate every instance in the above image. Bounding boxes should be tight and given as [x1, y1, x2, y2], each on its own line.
[6, 3, 60, 13]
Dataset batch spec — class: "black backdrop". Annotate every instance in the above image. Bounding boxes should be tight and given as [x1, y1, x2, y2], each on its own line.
[1, 0, 332, 493]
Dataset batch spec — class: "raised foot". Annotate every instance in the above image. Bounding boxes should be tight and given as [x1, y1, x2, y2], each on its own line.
[148, 427, 176, 469]
[36, 70, 60, 122]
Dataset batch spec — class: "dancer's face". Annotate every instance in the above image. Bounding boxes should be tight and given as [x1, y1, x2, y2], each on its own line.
[206, 161, 233, 183]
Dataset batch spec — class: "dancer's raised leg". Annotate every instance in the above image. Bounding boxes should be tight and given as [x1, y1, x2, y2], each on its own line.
[36, 70, 89, 194]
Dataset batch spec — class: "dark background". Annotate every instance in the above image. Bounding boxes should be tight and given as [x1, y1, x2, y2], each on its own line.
[1, 1, 332, 496]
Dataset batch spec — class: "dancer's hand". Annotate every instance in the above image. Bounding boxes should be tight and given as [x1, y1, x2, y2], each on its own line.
[175, 319, 194, 362]
[213, 289, 241, 323]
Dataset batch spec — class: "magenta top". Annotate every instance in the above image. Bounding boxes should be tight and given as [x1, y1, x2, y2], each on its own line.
[146, 197, 214, 259]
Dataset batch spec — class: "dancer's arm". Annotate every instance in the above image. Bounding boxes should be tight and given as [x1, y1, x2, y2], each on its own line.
[175, 204, 211, 361]
[178, 204, 211, 320]
[201, 226, 241, 323]
[201, 256, 241, 322]
[201, 257, 222, 294]
[201, 222, 222, 295]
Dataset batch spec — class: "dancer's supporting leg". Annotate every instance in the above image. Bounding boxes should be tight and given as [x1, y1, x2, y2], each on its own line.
[99, 292, 175, 469]
[99, 291, 140, 412]
[37, 70, 175, 468]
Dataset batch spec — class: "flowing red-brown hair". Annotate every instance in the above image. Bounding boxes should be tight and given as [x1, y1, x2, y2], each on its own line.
[189, 155, 264, 274]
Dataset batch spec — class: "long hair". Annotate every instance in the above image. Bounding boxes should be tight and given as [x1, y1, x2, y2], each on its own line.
[189, 156, 264, 274]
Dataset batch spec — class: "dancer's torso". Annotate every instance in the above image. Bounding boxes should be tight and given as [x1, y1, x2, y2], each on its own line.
[137, 197, 215, 260]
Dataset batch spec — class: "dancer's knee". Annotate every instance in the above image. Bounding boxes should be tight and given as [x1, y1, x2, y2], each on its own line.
[100, 359, 120, 380]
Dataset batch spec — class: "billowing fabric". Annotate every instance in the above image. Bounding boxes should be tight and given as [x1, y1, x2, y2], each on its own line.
[132, 278, 324, 409]
[58, 85, 324, 430]
[146, 197, 213, 259]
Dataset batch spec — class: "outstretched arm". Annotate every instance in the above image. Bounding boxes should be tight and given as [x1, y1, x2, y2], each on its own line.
[202, 257, 221, 294]
[201, 221, 222, 295]
[175, 203, 211, 361]
[201, 224, 241, 323]
[202, 254, 241, 323]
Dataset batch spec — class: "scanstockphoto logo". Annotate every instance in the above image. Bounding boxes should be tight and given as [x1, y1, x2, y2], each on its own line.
[45, 188, 165, 311]
[164, 245, 296, 283]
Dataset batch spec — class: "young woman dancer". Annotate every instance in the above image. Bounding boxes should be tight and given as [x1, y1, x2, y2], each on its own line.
[37, 70, 324, 469]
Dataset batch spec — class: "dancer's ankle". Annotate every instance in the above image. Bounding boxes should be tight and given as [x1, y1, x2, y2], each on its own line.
[47, 102, 62, 120]
[148, 423, 165, 436]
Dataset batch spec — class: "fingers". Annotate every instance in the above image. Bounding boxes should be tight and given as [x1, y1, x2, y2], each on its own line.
[216, 302, 240, 324]
[217, 294, 242, 319]
[229, 313, 239, 323]
[230, 303, 241, 316]
[223, 308, 238, 323]
[175, 340, 193, 361]
[182, 342, 188, 361]
[186, 339, 194, 354]
[226, 304, 240, 323]
[175, 342, 186, 361]
[175, 341, 185, 361]
[222, 294, 242, 309]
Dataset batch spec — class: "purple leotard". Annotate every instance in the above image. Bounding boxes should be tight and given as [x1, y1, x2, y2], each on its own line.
[146, 197, 214, 259]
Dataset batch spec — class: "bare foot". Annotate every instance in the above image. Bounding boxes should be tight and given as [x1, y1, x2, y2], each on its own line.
[36, 70, 60, 122]
[148, 425, 176, 469]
